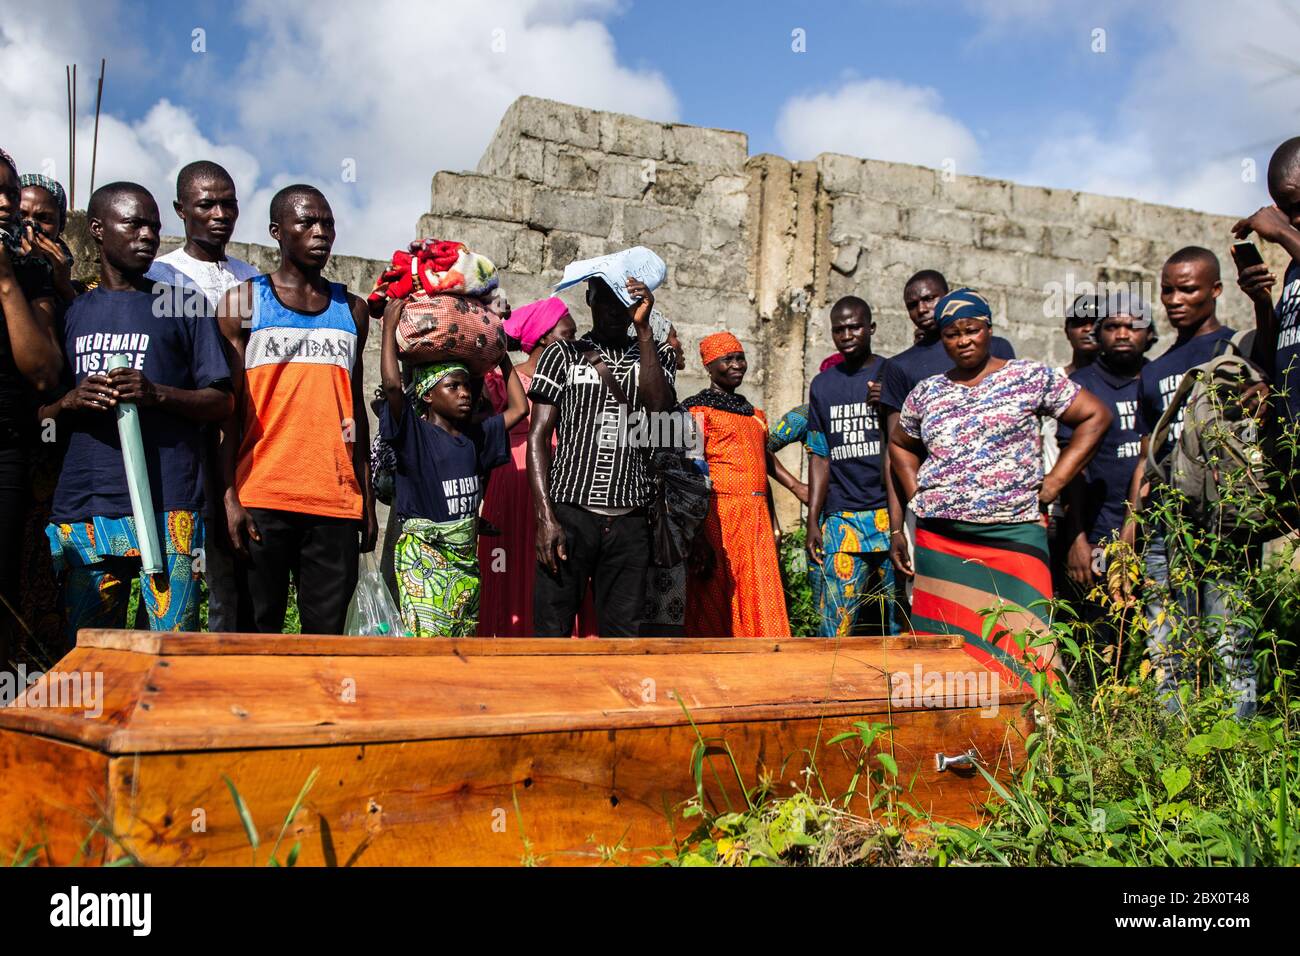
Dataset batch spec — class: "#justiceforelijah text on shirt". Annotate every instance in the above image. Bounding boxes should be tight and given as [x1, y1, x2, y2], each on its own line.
[899, 359, 1080, 524]
[1058, 359, 1145, 544]
[51, 285, 232, 523]
[1136, 325, 1236, 457]
[878, 334, 1017, 413]
[379, 402, 509, 523]
[806, 354, 889, 515]
[527, 333, 678, 510]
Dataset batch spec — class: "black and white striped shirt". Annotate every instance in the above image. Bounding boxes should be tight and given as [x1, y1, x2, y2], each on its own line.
[528, 333, 677, 508]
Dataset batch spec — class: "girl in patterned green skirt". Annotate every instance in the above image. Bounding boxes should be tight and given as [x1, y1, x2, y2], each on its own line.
[379, 301, 527, 635]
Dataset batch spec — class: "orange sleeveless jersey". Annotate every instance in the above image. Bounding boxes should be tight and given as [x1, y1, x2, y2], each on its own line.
[235, 275, 363, 519]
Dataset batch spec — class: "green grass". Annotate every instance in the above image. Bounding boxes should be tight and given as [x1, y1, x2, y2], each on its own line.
[669, 431, 1300, 867]
[659, 634, 1299, 867]
[778, 527, 820, 637]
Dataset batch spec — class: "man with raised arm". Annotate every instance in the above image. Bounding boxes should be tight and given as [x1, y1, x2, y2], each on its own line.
[527, 271, 674, 638]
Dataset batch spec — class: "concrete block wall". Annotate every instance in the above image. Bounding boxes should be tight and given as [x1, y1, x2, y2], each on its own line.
[456, 95, 753, 403]
[812, 154, 1275, 369]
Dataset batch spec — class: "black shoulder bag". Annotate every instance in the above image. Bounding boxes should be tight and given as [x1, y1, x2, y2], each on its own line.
[581, 350, 710, 567]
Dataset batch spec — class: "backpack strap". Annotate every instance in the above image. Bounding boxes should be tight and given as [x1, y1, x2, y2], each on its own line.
[1145, 330, 1261, 483]
[582, 348, 632, 407]
[1225, 328, 1255, 358]
[1145, 367, 1202, 484]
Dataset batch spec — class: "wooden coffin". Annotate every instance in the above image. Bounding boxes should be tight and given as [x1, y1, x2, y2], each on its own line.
[0, 631, 1034, 866]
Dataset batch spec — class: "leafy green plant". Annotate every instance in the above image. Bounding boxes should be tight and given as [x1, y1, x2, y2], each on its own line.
[778, 527, 819, 637]
[223, 767, 320, 866]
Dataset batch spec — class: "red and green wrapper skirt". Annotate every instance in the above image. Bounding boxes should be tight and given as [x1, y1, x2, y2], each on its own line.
[911, 517, 1059, 695]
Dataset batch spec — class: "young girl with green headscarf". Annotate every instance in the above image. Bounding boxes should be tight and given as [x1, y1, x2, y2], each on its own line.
[379, 300, 527, 635]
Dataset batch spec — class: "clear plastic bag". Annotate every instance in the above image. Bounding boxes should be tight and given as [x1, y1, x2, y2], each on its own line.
[345, 552, 406, 636]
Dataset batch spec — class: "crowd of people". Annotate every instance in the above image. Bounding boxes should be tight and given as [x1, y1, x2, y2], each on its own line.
[3, 134, 1300, 719]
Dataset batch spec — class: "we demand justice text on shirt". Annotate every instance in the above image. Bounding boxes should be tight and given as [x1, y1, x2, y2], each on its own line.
[379, 401, 509, 523]
[1136, 325, 1235, 455]
[807, 354, 889, 515]
[1272, 259, 1300, 425]
[51, 285, 232, 523]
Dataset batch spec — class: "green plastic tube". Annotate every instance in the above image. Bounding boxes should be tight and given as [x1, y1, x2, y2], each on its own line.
[107, 354, 164, 574]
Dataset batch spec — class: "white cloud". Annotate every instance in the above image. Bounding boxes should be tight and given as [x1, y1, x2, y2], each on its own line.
[982, 0, 1289, 216]
[1, 11, 258, 241]
[219, 0, 677, 257]
[770, 1, 1290, 219]
[1010, 120, 1266, 217]
[774, 78, 981, 173]
[3, 0, 679, 260]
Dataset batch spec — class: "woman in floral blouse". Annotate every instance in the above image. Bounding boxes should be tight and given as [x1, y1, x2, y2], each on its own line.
[888, 288, 1109, 692]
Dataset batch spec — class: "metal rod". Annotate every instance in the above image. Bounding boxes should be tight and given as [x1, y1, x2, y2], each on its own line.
[71, 63, 77, 210]
[65, 66, 73, 207]
[90, 59, 105, 198]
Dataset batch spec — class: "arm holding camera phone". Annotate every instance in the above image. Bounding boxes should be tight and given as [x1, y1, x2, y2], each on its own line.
[0, 240, 62, 394]
[1232, 205, 1300, 372]
[20, 221, 77, 305]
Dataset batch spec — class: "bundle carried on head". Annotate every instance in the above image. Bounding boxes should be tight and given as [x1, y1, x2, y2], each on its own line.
[370, 238, 500, 303]
[370, 239, 509, 375]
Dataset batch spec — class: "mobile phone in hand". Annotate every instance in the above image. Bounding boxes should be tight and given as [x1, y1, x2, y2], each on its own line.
[1232, 240, 1265, 272]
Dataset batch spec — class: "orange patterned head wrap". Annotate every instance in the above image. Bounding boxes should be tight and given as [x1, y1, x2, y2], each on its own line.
[699, 331, 743, 366]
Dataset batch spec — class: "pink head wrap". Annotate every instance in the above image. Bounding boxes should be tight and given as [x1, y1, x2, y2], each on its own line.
[819, 353, 846, 373]
[504, 297, 570, 354]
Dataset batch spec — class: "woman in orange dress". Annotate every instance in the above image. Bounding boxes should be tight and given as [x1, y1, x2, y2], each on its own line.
[684, 332, 792, 638]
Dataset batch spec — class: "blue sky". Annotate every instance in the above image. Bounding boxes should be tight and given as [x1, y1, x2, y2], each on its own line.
[2, 0, 1291, 256]
[606, 1, 1151, 158]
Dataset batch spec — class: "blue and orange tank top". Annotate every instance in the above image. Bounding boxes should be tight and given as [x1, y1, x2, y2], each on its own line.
[235, 275, 363, 519]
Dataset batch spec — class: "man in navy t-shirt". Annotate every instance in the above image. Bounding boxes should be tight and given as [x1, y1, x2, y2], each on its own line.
[1056, 291, 1154, 648]
[879, 270, 1015, 557]
[1128, 246, 1255, 719]
[806, 295, 895, 636]
[45, 182, 233, 642]
[1234, 136, 1300, 444]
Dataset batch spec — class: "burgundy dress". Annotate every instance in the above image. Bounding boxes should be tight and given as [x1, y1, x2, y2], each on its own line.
[477, 370, 596, 637]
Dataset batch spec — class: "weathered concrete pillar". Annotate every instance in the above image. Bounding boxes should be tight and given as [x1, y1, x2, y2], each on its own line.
[747, 155, 819, 533]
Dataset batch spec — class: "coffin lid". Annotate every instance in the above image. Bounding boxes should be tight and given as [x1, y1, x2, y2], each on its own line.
[0, 631, 1029, 755]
